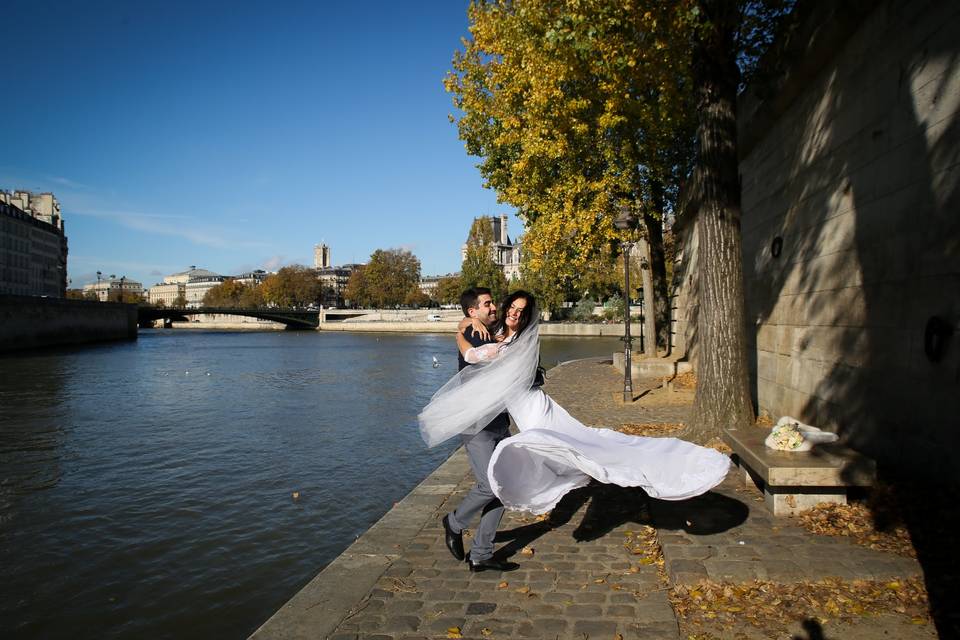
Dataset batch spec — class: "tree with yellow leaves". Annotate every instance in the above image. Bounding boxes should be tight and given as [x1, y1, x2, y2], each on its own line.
[446, 0, 696, 328]
[449, 0, 793, 439]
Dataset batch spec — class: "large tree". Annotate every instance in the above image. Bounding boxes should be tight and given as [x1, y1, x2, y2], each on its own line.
[446, 0, 697, 325]
[450, 0, 791, 439]
[261, 266, 323, 308]
[202, 279, 249, 308]
[345, 249, 422, 308]
[433, 275, 464, 306]
[684, 0, 792, 437]
[344, 265, 368, 307]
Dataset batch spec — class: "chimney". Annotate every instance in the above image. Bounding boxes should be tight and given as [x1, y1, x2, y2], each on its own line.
[500, 214, 509, 244]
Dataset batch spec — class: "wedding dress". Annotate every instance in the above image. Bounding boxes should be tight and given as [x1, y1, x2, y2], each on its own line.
[418, 319, 731, 515]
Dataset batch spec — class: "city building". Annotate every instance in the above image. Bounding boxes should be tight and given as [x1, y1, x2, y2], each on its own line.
[317, 263, 362, 307]
[146, 266, 223, 307]
[0, 190, 68, 297]
[147, 268, 266, 307]
[184, 274, 226, 308]
[162, 266, 221, 285]
[461, 214, 522, 281]
[83, 276, 144, 302]
[234, 270, 268, 286]
[148, 282, 186, 307]
[314, 243, 331, 269]
[419, 273, 459, 299]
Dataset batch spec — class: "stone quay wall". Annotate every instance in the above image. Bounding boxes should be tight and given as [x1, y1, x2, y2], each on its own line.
[318, 321, 644, 337]
[0, 295, 137, 352]
[671, 0, 960, 476]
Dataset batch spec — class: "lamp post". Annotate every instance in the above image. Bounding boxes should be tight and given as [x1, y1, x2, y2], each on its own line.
[96, 271, 102, 301]
[119, 276, 126, 303]
[613, 204, 638, 403]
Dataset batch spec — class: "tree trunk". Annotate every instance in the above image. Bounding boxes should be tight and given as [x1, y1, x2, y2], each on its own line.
[647, 182, 671, 352]
[688, 0, 755, 441]
[637, 236, 658, 357]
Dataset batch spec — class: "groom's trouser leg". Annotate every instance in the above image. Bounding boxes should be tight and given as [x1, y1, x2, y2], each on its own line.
[448, 426, 507, 562]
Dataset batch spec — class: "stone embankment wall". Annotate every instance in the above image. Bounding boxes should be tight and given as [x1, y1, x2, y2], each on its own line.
[0, 295, 137, 352]
[672, 0, 959, 475]
[318, 321, 643, 337]
[170, 314, 286, 330]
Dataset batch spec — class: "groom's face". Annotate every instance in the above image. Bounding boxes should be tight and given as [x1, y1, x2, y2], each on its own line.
[469, 293, 497, 327]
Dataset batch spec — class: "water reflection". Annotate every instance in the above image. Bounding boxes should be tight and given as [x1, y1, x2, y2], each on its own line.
[0, 352, 69, 523]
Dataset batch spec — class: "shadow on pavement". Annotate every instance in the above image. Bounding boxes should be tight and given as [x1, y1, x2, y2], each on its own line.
[792, 618, 826, 640]
[493, 482, 749, 557]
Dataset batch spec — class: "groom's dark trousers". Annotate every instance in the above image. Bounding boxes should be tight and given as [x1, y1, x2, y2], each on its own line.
[445, 327, 510, 562]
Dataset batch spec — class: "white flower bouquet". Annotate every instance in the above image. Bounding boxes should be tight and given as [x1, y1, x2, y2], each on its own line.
[764, 416, 839, 452]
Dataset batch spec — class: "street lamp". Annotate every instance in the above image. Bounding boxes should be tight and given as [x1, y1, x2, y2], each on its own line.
[119, 276, 126, 303]
[613, 203, 638, 402]
[96, 271, 102, 301]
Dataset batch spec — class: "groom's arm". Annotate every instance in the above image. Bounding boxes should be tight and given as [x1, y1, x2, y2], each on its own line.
[456, 328, 474, 358]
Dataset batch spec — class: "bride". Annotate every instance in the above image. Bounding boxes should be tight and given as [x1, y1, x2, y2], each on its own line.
[418, 291, 731, 515]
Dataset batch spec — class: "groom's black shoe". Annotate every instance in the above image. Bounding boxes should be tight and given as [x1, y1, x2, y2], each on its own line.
[467, 554, 519, 573]
[442, 514, 465, 561]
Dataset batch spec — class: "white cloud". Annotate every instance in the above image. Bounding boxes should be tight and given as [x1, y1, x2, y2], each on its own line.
[49, 176, 95, 191]
[71, 207, 268, 250]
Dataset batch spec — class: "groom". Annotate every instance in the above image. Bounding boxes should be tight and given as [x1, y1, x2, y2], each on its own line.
[440, 287, 519, 572]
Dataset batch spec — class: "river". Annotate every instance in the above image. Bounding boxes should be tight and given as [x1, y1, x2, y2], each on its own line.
[0, 329, 622, 639]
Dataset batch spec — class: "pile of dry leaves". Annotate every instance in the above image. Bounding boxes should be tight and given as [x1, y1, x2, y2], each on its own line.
[623, 525, 668, 584]
[616, 422, 685, 436]
[670, 576, 930, 634]
[664, 371, 697, 389]
[796, 498, 915, 558]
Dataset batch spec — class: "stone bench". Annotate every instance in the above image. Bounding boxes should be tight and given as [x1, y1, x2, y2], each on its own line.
[722, 426, 876, 516]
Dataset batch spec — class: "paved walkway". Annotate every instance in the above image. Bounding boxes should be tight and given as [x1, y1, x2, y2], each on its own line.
[250, 359, 934, 640]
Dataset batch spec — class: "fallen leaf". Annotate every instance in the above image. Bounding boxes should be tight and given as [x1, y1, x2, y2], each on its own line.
[515, 586, 530, 594]
[497, 581, 509, 589]
[447, 627, 462, 639]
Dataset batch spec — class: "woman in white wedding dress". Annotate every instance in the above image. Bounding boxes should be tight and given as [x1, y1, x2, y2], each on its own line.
[418, 291, 730, 515]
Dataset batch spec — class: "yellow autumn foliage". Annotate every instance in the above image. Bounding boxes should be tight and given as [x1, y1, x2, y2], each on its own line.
[447, 0, 698, 310]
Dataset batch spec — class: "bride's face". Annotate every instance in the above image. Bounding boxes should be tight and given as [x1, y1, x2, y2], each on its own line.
[504, 298, 528, 331]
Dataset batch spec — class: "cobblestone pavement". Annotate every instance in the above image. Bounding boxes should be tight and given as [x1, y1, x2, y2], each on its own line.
[253, 359, 932, 640]
[544, 357, 692, 427]
[330, 471, 680, 640]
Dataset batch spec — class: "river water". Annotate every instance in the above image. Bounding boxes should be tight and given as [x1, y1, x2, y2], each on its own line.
[0, 329, 621, 639]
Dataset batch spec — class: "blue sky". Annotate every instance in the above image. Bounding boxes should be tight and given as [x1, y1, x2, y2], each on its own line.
[1, 0, 518, 287]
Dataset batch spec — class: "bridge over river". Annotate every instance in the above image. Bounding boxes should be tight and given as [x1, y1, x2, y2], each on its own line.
[138, 307, 374, 329]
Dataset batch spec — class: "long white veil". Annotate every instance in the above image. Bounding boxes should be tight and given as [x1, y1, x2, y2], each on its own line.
[418, 315, 540, 447]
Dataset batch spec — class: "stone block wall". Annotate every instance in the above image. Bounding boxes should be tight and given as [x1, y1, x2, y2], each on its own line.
[0, 295, 137, 352]
[739, 0, 959, 474]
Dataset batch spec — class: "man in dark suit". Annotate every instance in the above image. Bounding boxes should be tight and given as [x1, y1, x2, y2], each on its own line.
[440, 287, 519, 572]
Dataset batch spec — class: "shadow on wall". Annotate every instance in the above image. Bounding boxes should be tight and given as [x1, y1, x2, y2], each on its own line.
[739, 1, 959, 635]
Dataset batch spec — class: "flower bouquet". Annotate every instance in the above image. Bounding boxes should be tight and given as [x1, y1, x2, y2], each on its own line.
[764, 416, 839, 452]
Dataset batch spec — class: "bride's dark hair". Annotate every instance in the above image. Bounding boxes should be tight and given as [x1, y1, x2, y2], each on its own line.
[495, 290, 537, 337]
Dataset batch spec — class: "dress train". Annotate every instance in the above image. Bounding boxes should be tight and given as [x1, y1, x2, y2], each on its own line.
[488, 389, 731, 514]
